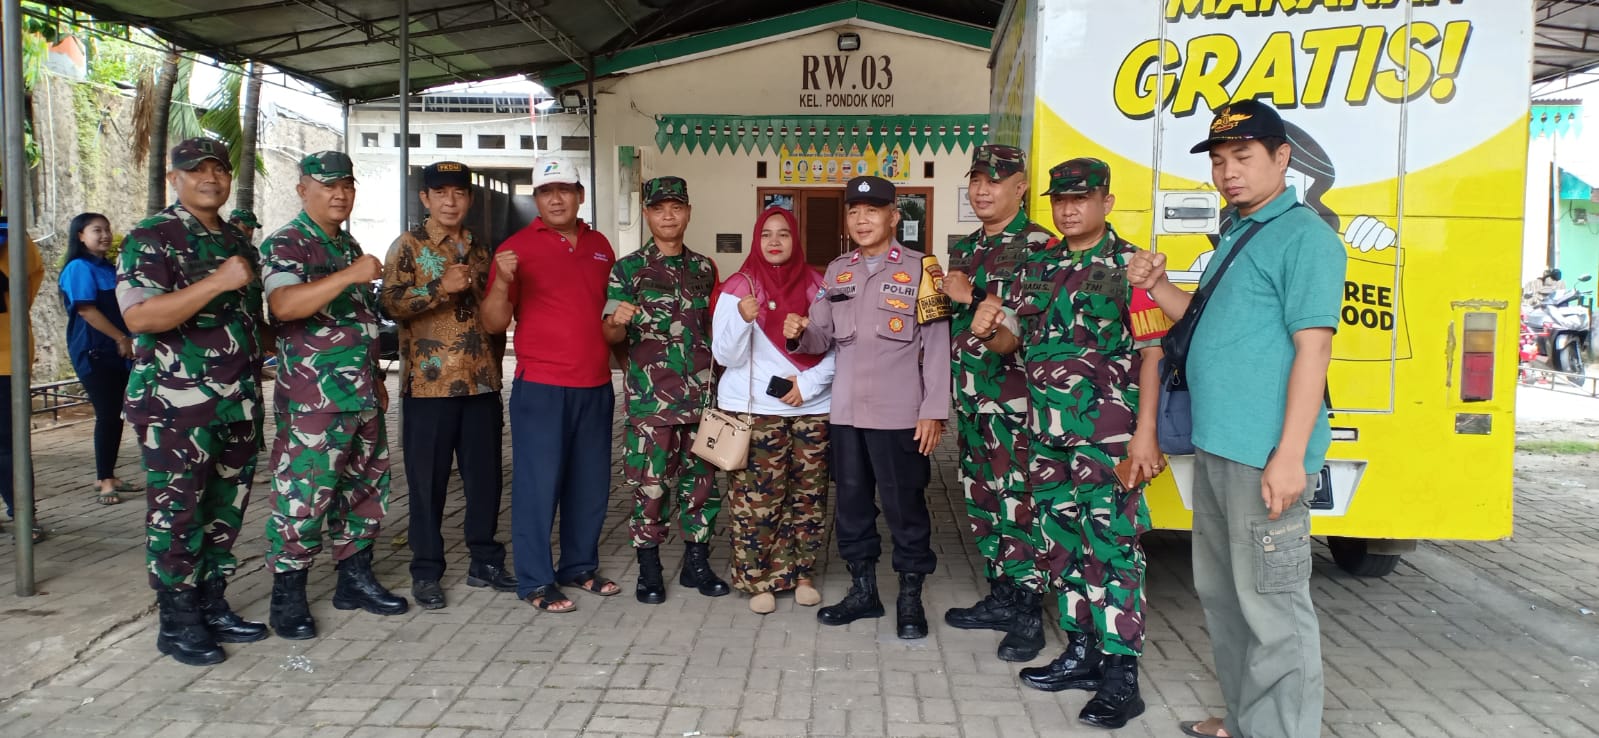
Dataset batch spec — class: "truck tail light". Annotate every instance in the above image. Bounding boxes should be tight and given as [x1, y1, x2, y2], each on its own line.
[1461, 312, 1495, 401]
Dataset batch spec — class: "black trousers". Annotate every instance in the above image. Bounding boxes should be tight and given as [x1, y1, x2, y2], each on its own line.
[401, 393, 505, 581]
[830, 424, 936, 574]
[78, 355, 129, 481]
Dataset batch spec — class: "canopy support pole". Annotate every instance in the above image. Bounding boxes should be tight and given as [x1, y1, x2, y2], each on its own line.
[3, 0, 37, 596]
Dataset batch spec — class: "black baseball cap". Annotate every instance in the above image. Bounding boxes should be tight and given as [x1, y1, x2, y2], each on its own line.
[422, 161, 472, 190]
[1190, 99, 1288, 154]
[844, 176, 896, 206]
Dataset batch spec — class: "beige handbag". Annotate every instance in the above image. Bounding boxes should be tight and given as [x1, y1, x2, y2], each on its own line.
[691, 406, 752, 472]
[692, 275, 757, 472]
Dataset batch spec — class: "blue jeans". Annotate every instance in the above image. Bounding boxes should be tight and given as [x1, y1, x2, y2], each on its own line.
[509, 378, 614, 597]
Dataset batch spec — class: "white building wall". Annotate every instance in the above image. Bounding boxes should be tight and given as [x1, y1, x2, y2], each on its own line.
[585, 23, 992, 277]
[345, 106, 593, 253]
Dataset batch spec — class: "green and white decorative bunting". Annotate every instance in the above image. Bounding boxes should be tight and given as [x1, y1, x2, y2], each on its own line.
[1531, 103, 1583, 139]
[655, 115, 990, 155]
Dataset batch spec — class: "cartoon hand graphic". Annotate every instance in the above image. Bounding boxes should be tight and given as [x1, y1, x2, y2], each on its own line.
[1344, 215, 1397, 253]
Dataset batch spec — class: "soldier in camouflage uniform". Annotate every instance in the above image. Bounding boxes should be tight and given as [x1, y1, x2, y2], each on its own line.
[118, 138, 268, 666]
[603, 176, 730, 604]
[228, 208, 262, 242]
[938, 144, 1056, 663]
[971, 159, 1167, 729]
[260, 151, 408, 641]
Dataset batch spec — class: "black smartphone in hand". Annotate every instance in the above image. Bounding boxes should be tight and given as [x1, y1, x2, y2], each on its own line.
[766, 376, 795, 398]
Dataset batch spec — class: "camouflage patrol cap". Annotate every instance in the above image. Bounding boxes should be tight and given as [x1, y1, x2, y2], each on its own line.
[967, 144, 1027, 180]
[170, 137, 232, 172]
[228, 208, 261, 228]
[1043, 157, 1111, 196]
[299, 151, 357, 183]
[642, 176, 690, 206]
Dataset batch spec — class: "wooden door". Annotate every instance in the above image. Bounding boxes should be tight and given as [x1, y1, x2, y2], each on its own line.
[800, 190, 846, 268]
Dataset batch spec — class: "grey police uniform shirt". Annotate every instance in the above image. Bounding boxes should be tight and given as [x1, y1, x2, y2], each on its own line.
[794, 243, 951, 430]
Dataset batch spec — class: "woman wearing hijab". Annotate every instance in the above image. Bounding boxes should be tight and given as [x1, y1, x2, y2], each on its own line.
[712, 206, 837, 614]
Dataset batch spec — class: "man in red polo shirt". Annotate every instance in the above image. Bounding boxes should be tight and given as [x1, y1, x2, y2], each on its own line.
[483, 156, 619, 613]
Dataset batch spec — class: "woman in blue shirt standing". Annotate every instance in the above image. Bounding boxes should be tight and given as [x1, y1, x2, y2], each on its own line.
[59, 212, 137, 505]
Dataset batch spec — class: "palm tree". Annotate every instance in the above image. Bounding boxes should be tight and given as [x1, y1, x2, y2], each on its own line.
[235, 62, 263, 211]
[144, 49, 179, 215]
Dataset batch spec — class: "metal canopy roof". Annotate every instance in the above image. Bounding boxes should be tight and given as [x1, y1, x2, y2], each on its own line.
[1537, 1, 1599, 83]
[43, 0, 1003, 102]
[38, 1, 1599, 100]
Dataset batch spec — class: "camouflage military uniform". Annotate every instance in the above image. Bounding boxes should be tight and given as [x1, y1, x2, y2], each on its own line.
[261, 202, 389, 573]
[1005, 162, 1159, 657]
[607, 232, 720, 548]
[118, 201, 264, 590]
[949, 206, 1055, 593]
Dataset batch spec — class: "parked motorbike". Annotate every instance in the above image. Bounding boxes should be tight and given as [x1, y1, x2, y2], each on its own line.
[1522, 274, 1593, 386]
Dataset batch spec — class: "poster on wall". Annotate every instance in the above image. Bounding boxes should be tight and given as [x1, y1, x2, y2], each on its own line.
[778, 144, 912, 184]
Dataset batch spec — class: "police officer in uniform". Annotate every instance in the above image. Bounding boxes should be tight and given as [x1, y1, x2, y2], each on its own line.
[784, 175, 951, 639]
[972, 158, 1166, 729]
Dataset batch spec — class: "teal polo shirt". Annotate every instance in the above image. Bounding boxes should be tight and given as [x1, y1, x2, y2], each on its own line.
[1188, 186, 1347, 474]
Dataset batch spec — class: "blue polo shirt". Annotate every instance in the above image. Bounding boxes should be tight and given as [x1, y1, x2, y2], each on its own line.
[1188, 187, 1347, 474]
[59, 255, 129, 378]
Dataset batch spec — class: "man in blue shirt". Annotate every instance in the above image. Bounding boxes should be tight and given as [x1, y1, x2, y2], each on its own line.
[1129, 100, 1346, 738]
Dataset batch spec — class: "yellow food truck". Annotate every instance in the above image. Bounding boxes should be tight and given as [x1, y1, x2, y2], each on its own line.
[991, 0, 1529, 575]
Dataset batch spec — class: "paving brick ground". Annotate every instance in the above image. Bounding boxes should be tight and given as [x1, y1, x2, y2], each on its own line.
[1, 374, 1597, 737]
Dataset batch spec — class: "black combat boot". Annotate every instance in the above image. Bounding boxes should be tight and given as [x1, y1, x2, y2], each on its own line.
[332, 547, 410, 615]
[197, 577, 268, 643]
[1078, 654, 1145, 729]
[679, 541, 731, 597]
[1019, 631, 1104, 692]
[995, 589, 1045, 662]
[817, 559, 885, 625]
[636, 546, 666, 604]
[944, 578, 1018, 631]
[896, 572, 928, 640]
[270, 569, 317, 640]
[156, 588, 226, 666]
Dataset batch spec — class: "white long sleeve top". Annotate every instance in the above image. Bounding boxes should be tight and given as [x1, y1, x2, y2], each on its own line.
[711, 292, 835, 417]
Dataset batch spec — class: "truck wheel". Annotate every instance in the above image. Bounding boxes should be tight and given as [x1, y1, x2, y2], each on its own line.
[1328, 537, 1402, 578]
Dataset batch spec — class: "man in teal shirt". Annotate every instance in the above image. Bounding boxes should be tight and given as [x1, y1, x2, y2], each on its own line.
[1129, 100, 1345, 738]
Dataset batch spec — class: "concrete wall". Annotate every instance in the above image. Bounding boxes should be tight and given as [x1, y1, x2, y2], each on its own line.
[346, 106, 592, 252]
[1556, 197, 1599, 284]
[586, 23, 991, 276]
[24, 72, 340, 381]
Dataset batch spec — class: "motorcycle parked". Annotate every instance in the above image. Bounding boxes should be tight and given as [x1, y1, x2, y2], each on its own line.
[1522, 274, 1593, 386]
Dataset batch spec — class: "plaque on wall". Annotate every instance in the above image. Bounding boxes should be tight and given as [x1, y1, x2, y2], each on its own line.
[717, 233, 743, 253]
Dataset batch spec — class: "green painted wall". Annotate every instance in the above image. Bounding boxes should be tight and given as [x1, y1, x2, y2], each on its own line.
[1557, 198, 1599, 284]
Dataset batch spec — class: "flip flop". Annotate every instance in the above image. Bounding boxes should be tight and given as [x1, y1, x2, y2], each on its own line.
[525, 585, 576, 612]
[558, 571, 621, 596]
[112, 480, 142, 493]
[1179, 717, 1233, 737]
[94, 489, 123, 505]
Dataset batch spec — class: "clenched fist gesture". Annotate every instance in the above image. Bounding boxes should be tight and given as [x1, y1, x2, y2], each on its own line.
[738, 294, 760, 323]
[969, 299, 1004, 338]
[344, 254, 383, 284]
[941, 270, 975, 304]
[441, 263, 472, 295]
[1127, 250, 1167, 291]
[492, 250, 519, 287]
[208, 255, 255, 292]
[783, 313, 809, 339]
[608, 301, 640, 327]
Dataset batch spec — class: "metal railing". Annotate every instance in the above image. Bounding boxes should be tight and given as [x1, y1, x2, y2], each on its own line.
[1519, 363, 1599, 397]
[29, 379, 90, 422]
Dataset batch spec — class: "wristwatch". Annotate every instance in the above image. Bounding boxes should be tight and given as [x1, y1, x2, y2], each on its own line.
[970, 285, 989, 305]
